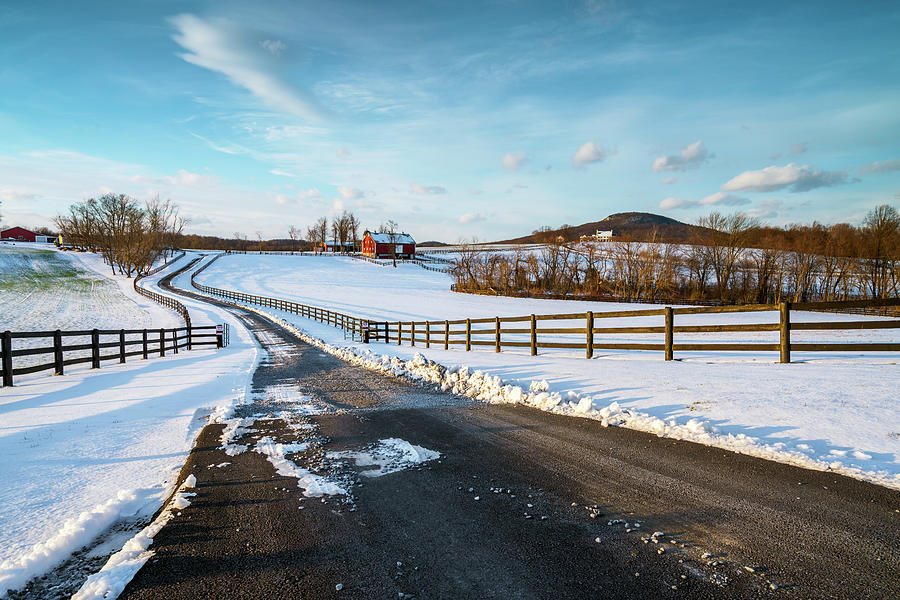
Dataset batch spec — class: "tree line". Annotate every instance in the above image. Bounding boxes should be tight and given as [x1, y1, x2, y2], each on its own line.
[452, 205, 900, 304]
[54, 194, 185, 277]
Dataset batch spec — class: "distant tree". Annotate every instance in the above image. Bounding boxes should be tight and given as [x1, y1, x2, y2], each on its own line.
[860, 204, 900, 298]
[288, 225, 300, 254]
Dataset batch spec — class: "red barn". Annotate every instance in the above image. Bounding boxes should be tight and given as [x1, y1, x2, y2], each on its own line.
[362, 231, 416, 259]
[1, 227, 37, 242]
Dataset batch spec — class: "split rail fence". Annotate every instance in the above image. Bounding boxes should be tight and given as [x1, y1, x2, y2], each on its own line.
[188, 255, 900, 364]
[0, 325, 221, 387]
[1, 252, 226, 387]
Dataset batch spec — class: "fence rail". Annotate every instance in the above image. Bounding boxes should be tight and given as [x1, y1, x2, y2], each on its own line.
[133, 251, 194, 328]
[187, 255, 900, 364]
[0, 325, 221, 387]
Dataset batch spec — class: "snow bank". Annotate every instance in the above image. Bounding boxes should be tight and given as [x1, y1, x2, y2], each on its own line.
[0, 488, 155, 596]
[71, 475, 198, 600]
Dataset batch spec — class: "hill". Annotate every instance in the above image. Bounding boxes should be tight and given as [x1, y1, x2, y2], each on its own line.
[494, 212, 704, 244]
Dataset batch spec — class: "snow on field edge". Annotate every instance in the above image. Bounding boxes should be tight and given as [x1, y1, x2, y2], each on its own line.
[211, 297, 900, 491]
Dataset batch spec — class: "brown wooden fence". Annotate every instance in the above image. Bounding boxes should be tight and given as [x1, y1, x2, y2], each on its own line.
[0, 325, 221, 387]
[133, 251, 193, 327]
[187, 256, 900, 364]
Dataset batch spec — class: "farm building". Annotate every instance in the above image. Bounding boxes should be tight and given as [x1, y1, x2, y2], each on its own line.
[362, 231, 416, 259]
[319, 240, 359, 253]
[1, 227, 55, 243]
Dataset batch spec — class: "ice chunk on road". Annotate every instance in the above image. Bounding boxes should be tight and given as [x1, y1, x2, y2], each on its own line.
[329, 438, 440, 478]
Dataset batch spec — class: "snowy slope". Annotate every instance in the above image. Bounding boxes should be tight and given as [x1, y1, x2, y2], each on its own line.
[0, 244, 179, 334]
[0, 254, 259, 595]
[188, 253, 900, 489]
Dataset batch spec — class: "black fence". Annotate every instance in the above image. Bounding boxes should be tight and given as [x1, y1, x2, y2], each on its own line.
[0, 325, 222, 387]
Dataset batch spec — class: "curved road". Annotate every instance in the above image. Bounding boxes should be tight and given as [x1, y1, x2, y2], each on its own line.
[117, 259, 900, 599]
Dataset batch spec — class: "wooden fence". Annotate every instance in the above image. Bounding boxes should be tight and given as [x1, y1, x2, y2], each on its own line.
[133, 251, 194, 328]
[187, 256, 900, 364]
[0, 325, 221, 387]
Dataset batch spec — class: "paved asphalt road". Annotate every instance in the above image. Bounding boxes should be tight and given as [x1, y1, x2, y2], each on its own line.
[119, 264, 900, 599]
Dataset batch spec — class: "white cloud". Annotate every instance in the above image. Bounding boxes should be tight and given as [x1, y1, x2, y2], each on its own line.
[332, 198, 345, 212]
[274, 194, 292, 205]
[410, 184, 446, 195]
[660, 177, 677, 185]
[722, 163, 849, 193]
[0, 189, 39, 203]
[468, 188, 483, 195]
[659, 197, 688, 210]
[571, 141, 608, 168]
[170, 14, 323, 121]
[163, 169, 214, 186]
[502, 151, 528, 171]
[791, 143, 808, 155]
[297, 188, 321, 200]
[337, 185, 364, 199]
[652, 140, 710, 172]
[698, 191, 750, 206]
[660, 191, 750, 210]
[459, 212, 486, 224]
[336, 147, 351, 159]
[859, 159, 900, 174]
[259, 39, 286, 56]
[269, 169, 296, 177]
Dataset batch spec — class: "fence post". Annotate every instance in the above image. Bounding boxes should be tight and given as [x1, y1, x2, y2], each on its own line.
[187, 325, 192, 351]
[779, 301, 791, 364]
[425, 321, 430, 348]
[91, 329, 100, 369]
[397, 322, 402, 346]
[142, 329, 148, 359]
[172, 329, 178, 354]
[530, 314, 537, 356]
[495, 317, 501, 353]
[2, 331, 13, 387]
[664, 307, 674, 361]
[52, 330, 64, 375]
[444, 320, 449, 350]
[586, 311, 594, 359]
[466, 318, 471, 351]
[411, 322, 416, 347]
[159, 328, 165, 357]
[119, 329, 126, 363]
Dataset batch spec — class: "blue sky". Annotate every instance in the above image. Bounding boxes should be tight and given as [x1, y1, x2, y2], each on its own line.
[1, 0, 898, 241]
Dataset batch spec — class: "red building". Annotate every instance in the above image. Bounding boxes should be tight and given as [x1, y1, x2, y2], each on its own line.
[362, 231, 416, 259]
[1, 227, 37, 242]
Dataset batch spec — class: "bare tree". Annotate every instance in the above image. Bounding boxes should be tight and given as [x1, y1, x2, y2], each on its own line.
[288, 225, 300, 254]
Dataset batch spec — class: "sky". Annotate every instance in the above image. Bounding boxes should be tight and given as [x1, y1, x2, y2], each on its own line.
[1, 0, 899, 241]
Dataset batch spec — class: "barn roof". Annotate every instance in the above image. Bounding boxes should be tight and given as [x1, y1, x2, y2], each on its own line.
[2, 226, 36, 235]
[366, 231, 416, 244]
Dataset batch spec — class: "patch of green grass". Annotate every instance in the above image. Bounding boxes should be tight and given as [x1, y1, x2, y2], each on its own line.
[0, 248, 103, 292]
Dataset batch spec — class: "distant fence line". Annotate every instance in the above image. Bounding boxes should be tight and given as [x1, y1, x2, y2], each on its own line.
[187, 254, 900, 364]
[133, 251, 194, 328]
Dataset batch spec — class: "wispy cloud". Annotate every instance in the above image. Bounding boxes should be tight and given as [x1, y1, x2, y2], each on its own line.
[410, 183, 446, 195]
[170, 14, 324, 121]
[859, 159, 900, 174]
[502, 151, 528, 171]
[722, 163, 850, 193]
[337, 185, 365, 199]
[652, 140, 710, 172]
[658, 191, 748, 210]
[571, 141, 608, 169]
[459, 212, 486, 223]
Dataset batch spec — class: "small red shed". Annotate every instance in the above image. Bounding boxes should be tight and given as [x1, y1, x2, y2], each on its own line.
[362, 231, 416, 259]
[1, 227, 37, 242]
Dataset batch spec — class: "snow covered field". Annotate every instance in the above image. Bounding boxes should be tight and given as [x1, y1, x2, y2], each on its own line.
[0, 254, 258, 596]
[190, 253, 900, 489]
[0, 243, 179, 333]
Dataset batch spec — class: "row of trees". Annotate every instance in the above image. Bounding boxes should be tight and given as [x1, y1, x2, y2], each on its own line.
[453, 206, 900, 304]
[302, 212, 362, 252]
[54, 194, 185, 277]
